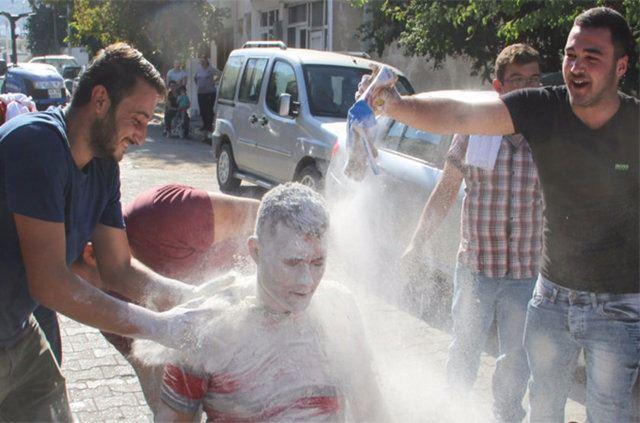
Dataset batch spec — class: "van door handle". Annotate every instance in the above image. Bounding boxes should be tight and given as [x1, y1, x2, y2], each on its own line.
[249, 114, 258, 124]
[259, 116, 268, 126]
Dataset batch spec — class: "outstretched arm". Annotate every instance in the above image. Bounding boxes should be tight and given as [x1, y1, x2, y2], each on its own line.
[14, 214, 185, 346]
[91, 223, 194, 310]
[384, 91, 515, 136]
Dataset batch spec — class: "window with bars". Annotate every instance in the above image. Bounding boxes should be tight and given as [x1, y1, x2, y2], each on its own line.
[260, 10, 279, 28]
[288, 4, 306, 24]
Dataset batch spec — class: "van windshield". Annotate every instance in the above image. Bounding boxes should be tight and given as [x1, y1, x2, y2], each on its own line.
[303, 65, 413, 118]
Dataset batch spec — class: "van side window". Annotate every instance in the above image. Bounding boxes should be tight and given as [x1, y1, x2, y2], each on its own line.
[238, 58, 268, 104]
[218, 56, 244, 102]
[382, 122, 453, 169]
[265, 61, 298, 115]
[399, 126, 453, 168]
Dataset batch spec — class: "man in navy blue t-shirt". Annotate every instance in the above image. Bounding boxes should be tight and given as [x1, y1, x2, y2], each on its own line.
[0, 43, 213, 420]
[362, 7, 638, 423]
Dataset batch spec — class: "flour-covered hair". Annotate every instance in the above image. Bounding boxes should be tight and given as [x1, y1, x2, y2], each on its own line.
[255, 183, 328, 239]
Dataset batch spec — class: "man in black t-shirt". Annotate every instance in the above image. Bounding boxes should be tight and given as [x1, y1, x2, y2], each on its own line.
[362, 7, 638, 423]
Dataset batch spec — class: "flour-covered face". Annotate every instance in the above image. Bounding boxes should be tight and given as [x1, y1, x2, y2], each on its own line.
[252, 223, 327, 314]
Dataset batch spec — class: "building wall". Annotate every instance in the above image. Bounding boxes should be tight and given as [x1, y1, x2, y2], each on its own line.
[214, 0, 487, 91]
[330, 0, 365, 53]
[377, 44, 487, 92]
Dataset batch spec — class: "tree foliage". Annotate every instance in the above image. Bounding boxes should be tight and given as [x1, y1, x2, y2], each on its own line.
[69, 0, 227, 69]
[354, 0, 639, 93]
[25, 0, 70, 56]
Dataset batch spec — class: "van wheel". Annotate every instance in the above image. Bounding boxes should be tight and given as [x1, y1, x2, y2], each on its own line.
[297, 164, 323, 191]
[217, 144, 241, 192]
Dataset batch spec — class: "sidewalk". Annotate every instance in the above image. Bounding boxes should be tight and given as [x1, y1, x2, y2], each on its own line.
[61, 315, 152, 422]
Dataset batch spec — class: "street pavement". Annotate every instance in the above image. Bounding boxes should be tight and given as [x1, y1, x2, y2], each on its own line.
[60, 121, 587, 422]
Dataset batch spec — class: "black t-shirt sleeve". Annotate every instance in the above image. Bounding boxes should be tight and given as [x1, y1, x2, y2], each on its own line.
[500, 87, 558, 144]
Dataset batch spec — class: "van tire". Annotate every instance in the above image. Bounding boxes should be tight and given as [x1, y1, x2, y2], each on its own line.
[217, 143, 241, 192]
[297, 164, 323, 191]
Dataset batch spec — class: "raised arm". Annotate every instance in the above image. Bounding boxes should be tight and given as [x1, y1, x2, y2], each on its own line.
[357, 68, 516, 136]
[90, 223, 194, 310]
[384, 91, 515, 136]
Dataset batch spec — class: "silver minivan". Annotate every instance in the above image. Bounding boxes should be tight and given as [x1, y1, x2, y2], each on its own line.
[212, 42, 413, 191]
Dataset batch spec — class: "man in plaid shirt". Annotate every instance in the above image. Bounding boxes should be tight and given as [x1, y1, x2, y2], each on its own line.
[402, 44, 543, 423]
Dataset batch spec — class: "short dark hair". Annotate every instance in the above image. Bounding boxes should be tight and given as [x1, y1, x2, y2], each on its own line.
[71, 43, 165, 109]
[574, 7, 635, 60]
[495, 43, 541, 82]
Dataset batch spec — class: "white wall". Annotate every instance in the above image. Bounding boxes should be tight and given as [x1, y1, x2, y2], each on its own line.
[377, 43, 488, 92]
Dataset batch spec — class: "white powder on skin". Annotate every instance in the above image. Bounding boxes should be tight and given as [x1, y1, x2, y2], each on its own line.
[132, 274, 386, 422]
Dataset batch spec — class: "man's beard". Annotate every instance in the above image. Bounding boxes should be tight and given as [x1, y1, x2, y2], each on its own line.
[570, 62, 618, 108]
[89, 108, 118, 160]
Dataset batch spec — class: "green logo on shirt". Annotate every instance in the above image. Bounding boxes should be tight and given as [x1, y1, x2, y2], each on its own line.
[614, 163, 629, 171]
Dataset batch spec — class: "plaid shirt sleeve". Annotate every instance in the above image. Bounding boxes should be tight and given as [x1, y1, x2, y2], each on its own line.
[445, 134, 469, 171]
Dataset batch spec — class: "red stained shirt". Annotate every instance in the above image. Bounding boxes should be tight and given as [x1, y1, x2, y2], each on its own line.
[447, 134, 543, 279]
[160, 304, 343, 422]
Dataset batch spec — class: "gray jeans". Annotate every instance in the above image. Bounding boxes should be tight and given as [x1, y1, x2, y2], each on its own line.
[0, 315, 72, 422]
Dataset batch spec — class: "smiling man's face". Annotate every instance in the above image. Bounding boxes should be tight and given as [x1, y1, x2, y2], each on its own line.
[91, 79, 159, 162]
[252, 223, 327, 314]
[562, 25, 627, 109]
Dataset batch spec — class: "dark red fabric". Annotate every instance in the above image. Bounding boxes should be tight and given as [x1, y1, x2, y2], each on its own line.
[163, 363, 208, 400]
[0, 102, 6, 125]
[102, 184, 217, 356]
[124, 184, 215, 282]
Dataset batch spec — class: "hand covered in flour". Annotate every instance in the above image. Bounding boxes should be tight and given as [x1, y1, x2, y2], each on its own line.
[153, 297, 214, 351]
[355, 64, 400, 115]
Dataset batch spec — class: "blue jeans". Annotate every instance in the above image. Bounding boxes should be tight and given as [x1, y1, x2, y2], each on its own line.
[524, 275, 640, 423]
[446, 265, 536, 422]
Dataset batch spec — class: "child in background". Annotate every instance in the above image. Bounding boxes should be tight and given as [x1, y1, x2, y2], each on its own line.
[176, 86, 190, 138]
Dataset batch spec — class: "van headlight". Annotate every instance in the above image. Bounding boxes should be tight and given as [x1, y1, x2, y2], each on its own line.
[33, 81, 63, 89]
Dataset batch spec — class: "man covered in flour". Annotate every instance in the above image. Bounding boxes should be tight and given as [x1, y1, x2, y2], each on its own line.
[136, 183, 387, 422]
[402, 44, 543, 423]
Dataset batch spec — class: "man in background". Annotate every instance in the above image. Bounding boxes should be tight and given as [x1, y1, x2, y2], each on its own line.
[403, 43, 543, 423]
[366, 7, 638, 422]
[166, 59, 187, 88]
[194, 56, 220, 134]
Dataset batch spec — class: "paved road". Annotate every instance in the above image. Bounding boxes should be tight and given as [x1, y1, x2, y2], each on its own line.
[61, 121, 587, 422]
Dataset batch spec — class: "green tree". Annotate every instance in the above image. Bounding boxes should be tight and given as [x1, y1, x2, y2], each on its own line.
[25, 0, 70, 56]
[354, 0, 639, 94]
[69, 0, 227, 70]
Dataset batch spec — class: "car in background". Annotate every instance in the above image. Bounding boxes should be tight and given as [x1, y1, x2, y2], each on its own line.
[30, 55, 82, 94]
[212, 42, 414, 192]
[0, 62, 68, 110]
